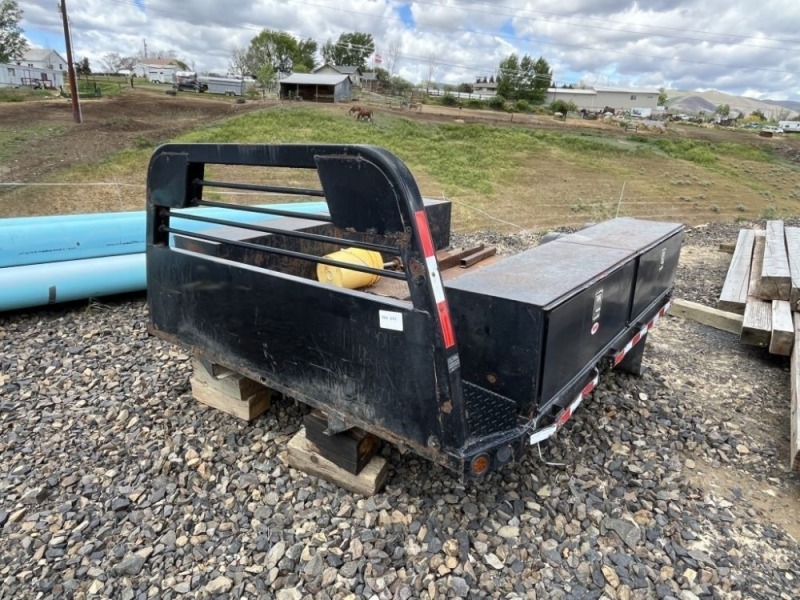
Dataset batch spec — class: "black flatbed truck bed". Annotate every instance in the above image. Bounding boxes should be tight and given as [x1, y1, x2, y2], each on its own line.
[146, 143, 682, 480]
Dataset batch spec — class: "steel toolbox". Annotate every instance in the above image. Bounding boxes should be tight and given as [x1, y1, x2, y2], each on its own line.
[146, 143, 682, 479]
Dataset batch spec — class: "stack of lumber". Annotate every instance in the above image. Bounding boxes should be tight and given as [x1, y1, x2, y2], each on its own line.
[717, 220, 800, 470]
[717, 221, 798, 356]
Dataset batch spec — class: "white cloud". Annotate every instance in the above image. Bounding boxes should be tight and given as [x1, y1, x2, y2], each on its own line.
[17, 0, 800, 96]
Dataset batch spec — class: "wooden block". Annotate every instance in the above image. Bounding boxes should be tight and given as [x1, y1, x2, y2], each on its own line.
[769, 300, 794, 356]
[791, 314, 800, 470]
[287, 427, 388, 496]
[304, 411, 380, 475]
[717, 230, 755, 314]
[784, 227, 800, 311]
[760, 220, 791, 300]
[671, 298, 743, 335]
[192, 357, 264, 399]
[190, 377, 271, 420]
[718, 242, 736, 254]
[740, 297, 772, 347]
[748, 231, 766, 298]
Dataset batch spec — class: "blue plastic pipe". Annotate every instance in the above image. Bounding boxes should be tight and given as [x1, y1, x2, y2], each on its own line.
[0, 202, 329, 267]
[0, 254, 147, 312]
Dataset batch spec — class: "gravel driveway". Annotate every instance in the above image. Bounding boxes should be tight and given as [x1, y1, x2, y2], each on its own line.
[2, 221, 799, 599]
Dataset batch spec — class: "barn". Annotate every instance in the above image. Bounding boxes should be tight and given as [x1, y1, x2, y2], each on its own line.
[313, 64, 362, 87]
[593, 87, 659, 111]
[279, 73, 352, 102]
[545, 88, 598, 109]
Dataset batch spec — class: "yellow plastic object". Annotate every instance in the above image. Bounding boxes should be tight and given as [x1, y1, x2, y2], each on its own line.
[317, 247, 383, 289]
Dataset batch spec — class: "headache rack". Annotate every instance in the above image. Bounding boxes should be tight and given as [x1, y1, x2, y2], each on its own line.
[146, 143, 683, 479]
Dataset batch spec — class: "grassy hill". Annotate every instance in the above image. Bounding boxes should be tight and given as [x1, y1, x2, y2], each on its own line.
[3, 102, 800, 231]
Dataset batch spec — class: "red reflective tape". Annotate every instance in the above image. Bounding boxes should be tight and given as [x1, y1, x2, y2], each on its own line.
[414, 210, 436, 258]
[437, 302, 456, 348]
[581, 381, 596, 397]
[631, 333, 642, 346]
[556, 407, 572, 428]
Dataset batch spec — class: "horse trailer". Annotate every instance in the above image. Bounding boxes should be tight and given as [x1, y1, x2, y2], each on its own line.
[778, 121, 800, 132]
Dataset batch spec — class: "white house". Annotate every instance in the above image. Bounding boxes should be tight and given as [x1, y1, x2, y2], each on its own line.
[134, 57, 180, 83]
[15, 48, 68, 72]
[0, 63, 64, 89]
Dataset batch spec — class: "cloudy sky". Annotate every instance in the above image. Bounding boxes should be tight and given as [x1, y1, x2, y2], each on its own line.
[17, 0, 800, 99]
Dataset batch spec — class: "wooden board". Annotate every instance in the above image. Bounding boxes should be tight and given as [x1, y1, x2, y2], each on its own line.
[760, 220, 791, 300]
[287, 427, 389, 496]
[717, 229, 755, 314]
[792, 314, 800, 470]
[784, 227, 800, 311]
[769, 300, 794, 356]
[740, 297, 772, 347]
[671, 298, 743, 335]
[190, 358, 271, 421]
[748, 232, 766, 298]
[718, 242, 736, 254]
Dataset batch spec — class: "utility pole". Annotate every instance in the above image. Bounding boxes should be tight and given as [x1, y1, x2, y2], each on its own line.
[59, 0, 82, 124]
[143, 38, 148, 58]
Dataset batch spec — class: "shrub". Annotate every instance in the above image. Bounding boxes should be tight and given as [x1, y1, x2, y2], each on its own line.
[465, 99, 485, 109]
[441, 92, 460, 107]
[550, 99, 577, 115]
[487, 95, 506, 111]
[513, 99, 531, 113]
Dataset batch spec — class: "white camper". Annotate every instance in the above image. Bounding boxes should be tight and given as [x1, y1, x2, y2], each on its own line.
[778, 121, 800, 132]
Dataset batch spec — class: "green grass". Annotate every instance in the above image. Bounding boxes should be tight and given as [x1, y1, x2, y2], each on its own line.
[0, 88, 56, 103]
[0, 125, 69, 162]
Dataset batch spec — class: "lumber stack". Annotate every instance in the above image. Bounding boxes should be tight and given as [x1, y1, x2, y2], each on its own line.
[717, 221, 800, 470]
[717, 221, 799, 356]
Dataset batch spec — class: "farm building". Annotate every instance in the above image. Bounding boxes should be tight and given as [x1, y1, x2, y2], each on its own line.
[279, 73, 352, 102]
[545, 88, 598, 109]
[593, 87, 659, 111]
[0, 63, 64, 89]
[313, 64, 362, 87]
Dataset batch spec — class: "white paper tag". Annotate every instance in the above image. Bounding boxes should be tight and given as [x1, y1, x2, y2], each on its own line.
[379, 310, 404, 331]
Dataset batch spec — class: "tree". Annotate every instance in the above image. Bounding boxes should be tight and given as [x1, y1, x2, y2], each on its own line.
[457, 82, 473, 93]
[321, 32, 374, 69]
[230, 47, 249, 77]
[256, 64, 276, 94]
[245, 29, 317, 75]
[715, 103, 731, 117]
[75, 57, 91, 79]
[101, 52, 123, 74]
[658, 87, 668, 107]
[496, 53, 550, 103]
[385, 39, 401, 79]
[425, 52, 436, 94]
[0, 0, 27, 63]
[750, 110, 766, 121]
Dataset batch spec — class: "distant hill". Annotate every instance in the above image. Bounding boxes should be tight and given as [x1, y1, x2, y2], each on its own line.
[761, 99, 800, 117]
[666, 89, 799, 120]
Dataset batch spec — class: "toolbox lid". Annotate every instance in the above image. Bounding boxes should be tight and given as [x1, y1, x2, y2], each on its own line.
[444, 240, 633, 308]
[555, 218, 683, 252]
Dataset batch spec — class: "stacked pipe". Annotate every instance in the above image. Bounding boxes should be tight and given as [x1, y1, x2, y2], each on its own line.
[0, 203, 328, 311]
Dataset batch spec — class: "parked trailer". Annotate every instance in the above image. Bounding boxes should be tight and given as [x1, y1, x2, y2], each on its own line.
[197, 76, 249, 96]
[778, 121, 800, 132]
[146, 143, 682, 480]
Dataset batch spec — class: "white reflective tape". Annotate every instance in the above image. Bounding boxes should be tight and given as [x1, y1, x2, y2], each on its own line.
[529, 424, 557, 445]
[426, 256, 446, 304]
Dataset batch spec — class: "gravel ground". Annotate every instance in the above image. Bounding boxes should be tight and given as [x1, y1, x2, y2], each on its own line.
[2, 221, 800, 600]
